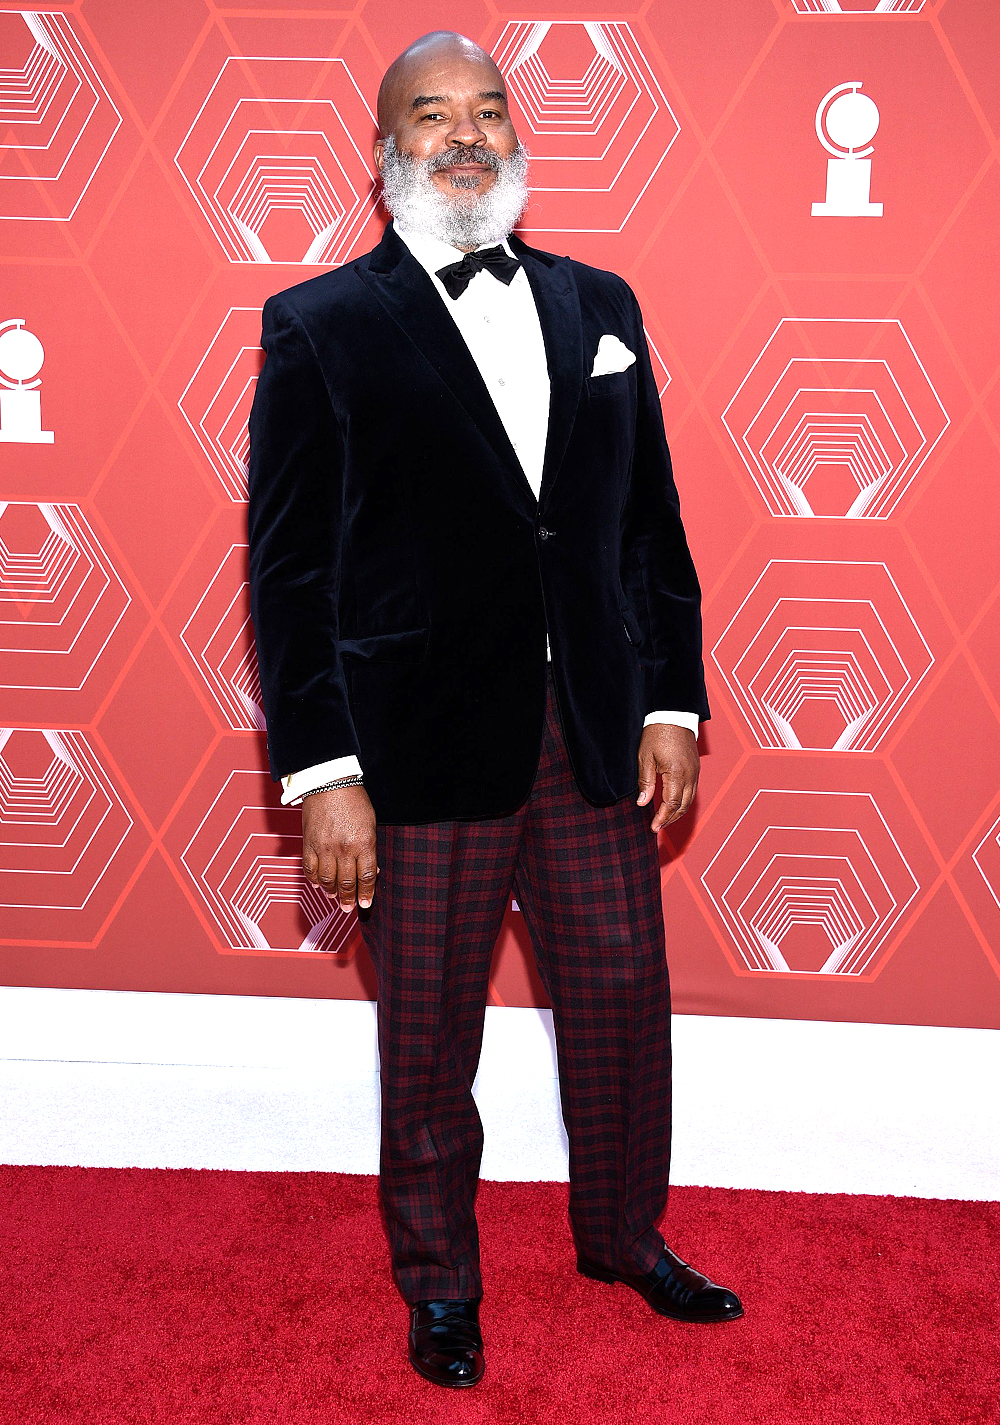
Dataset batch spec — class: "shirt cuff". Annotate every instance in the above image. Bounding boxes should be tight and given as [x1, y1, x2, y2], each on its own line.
[279, 709, 692, 803]
[280, 755, 364, 806]
[643, 709, 700, 736]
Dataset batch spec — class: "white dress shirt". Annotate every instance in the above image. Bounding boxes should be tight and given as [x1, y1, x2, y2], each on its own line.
[279, 218, 699, 806]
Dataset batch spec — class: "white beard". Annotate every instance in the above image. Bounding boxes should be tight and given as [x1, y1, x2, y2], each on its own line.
[378, 134, 530, 249]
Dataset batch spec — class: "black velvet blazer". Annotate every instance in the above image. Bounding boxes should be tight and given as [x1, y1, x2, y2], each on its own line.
[247, 220, 710, 824]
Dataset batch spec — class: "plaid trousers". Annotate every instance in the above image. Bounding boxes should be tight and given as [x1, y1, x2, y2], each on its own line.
[359, 665, 672, 1305]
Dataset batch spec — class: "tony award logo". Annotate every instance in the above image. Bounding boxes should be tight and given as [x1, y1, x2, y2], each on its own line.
[811, 82, 883, 218]
[0, 321, 54, 444]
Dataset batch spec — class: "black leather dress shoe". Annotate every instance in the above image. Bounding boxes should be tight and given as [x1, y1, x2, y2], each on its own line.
[408, 1298, 485, 1388]
[578, 1245, 743, 1323]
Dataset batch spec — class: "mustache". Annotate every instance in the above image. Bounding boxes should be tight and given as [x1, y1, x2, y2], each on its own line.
[424, 147, 503, 174]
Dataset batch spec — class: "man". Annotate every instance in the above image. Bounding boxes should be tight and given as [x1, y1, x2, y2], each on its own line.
[248, 30, 742, 1390]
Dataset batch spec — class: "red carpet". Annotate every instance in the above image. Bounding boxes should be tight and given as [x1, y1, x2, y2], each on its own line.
[1, 1167, 996, 1424]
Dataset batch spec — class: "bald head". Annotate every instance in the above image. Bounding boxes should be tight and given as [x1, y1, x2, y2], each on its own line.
[376, 31, 506, 137]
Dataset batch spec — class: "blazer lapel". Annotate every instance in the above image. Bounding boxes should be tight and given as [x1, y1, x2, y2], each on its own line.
[356, 223, 536, 513]
[508, 231, 584, 508]
[356, 223, 584, 513]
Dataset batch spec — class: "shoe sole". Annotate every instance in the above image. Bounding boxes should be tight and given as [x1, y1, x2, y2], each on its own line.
[577, 1260, 744, 1324]
[408, 1351, 485, 1389]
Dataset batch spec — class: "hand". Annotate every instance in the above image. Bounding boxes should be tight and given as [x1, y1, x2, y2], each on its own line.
[301, 784, 378, 914]
[636, 724, 700, 831]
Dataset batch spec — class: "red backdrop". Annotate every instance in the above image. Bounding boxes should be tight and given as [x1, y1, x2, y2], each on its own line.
[2, 0, 999, 1030]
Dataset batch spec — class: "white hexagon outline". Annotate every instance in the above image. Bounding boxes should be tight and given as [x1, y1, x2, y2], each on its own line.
[710, 560, 934, 751]
[179, 543, 262, 734]
[223, 131, 353, 262]
[493, 21, 681, 233]
[0, 727, 133, 909]
[174, 56, 378, 265]
[721, 319, 949, 519]
[791, 0, 925, 13]
[178, 305, 262, 501]
[972, 813, 1000, 914]
[701, 788, 920, 975]
[645, 327, 671, 398]
[743, 859, 878, 973]
[0, 10, 122, 223]
[180, 768, 356, 953]
[0, 501, 131, 691]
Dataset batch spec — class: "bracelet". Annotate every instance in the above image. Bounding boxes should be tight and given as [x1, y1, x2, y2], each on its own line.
[302, 773, 364, 798]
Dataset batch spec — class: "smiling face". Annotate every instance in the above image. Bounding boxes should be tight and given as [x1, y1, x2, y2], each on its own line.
[374, 33, 520, 206]
[373, 33, 530, 251]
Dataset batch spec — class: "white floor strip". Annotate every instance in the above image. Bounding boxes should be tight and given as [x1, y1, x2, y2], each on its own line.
[0, 987, 996, 1200]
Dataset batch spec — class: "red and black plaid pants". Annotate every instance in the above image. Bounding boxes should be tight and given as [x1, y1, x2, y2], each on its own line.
[360, 665, 672, 1305]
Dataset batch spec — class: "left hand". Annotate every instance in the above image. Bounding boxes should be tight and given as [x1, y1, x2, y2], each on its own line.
[637, 724, 700, 831]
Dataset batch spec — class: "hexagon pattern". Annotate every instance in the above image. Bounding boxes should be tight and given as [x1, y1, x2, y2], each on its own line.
[179, 543, 261, 732]
[178, 307, 263, 500]
[711, 560, 933, 751]
[0, 501, 130, 691]
[181, 769, 356, 954]
[1, 2, 998, 1027]
[701, 789, 920, 976]
[791, 1, 925, 11]
[0, 727, 133, 917]
[721, 320, 949, 519]
[175, 56, 378, 264]
[0, 10, 122, 221]
[492, 21, 680, 233]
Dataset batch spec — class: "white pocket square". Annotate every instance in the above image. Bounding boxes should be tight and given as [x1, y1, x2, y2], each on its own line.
[590, 333, 636, 377]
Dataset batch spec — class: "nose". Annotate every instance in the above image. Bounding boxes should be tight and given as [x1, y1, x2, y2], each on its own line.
[446, 115, 489, 151]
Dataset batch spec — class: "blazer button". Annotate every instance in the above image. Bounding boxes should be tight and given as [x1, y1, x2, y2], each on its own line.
[538, 525, 550, 540]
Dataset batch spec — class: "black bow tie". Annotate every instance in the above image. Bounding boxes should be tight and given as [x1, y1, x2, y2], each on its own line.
[435, 245, 521, 299]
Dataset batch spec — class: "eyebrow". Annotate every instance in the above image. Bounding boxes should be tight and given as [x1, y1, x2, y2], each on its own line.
[410, 90, 507, 111]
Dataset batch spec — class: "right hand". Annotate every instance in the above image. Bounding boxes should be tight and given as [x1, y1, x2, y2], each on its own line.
[301, 784, 378, 914]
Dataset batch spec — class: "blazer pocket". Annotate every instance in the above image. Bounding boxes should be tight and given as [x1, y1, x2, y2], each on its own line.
[339, 626, 429, 663]
[586, 369, 632, 399]
[619, 602, 643, 648]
